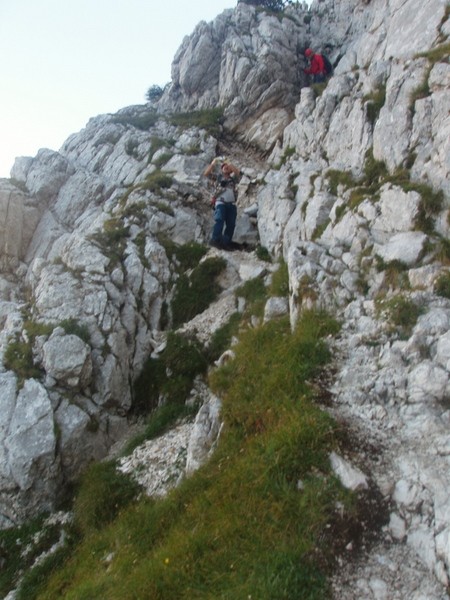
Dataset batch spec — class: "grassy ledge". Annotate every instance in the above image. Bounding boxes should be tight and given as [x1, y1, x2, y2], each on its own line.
[16, 309, 367, 600]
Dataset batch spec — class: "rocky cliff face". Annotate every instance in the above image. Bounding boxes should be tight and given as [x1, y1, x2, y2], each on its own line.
[0, 0, 449, 594]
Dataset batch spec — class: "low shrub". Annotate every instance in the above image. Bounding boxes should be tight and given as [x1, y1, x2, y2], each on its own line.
[169, 108, 223, 137]
[59, 318, 90, 344]
[132, 331, 209, 414]
[364, 84, 386, 126]
[435, 271, 450, 299]
[376, 294, 423, 338]
[112, 110, 158, 130]
[73, 461, 141, 535]
[269, 259, 289, 297]
[325, 169, 356, 195]
[141, 170, 173, 193]
[171, 256, 227, 327]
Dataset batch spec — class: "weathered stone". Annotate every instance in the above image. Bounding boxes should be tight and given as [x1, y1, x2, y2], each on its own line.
[186, 395, 222, 474]
[330, 452, 368, 491]
[42, 330, 93, 390]
[374, 231, 428, 266]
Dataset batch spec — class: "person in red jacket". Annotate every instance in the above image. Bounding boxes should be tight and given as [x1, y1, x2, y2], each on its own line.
[303, 48, 327, 83]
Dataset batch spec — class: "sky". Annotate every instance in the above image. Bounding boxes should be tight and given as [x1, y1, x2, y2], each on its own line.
[0, 0, 241, 177]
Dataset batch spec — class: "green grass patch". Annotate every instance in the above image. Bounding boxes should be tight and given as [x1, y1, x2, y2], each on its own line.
[73, 462, 141, 536]
[312, 219, 330, 241]
[171, 256, 227, 328]
[112, 110, 159, 131]
[205, 312, 242, 363]
[375, 257, 410, 291]
[311, 82, 327, 97]
[325, 169, 356, 195]
[148, 136, 175, 162]
[364, 85, 386, 126]
[3, 320, 54, 382]
[90, 217, 129, 267]
[275, 146, 296, 169]
[141, 170, 174, 193]
[29, 311, 352, 600]
[58, 318, 91, 344]
[0, 514, 62, 597]
[255, 245, 272, 262]
[123, 403, 199, 456]
[269, 259, 289, 297]
[168, 108, 223, 137]
[435, 271, 450, 299]
[376, 294, 423, 337]
[132, 332, 208, 414]
[235, 276, 268, 319]
[152, 152, 174, 168]
[415, 41, 450, 64]
[156, 238, 208, 272]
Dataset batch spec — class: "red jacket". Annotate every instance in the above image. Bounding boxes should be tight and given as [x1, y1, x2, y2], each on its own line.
[304, 54, 326, 75]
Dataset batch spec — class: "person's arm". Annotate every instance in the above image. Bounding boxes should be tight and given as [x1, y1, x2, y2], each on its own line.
[204, 158, 220, 178]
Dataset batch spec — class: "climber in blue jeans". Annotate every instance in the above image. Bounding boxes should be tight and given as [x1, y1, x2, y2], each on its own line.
[203, 157, 241, 250]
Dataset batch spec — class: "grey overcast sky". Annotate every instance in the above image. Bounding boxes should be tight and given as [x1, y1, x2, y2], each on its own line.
[0, 0, 239, 177]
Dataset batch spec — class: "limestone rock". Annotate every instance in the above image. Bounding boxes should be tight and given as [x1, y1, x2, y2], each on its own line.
[330, 451, 369, 491]
[42, 329, 93, 390]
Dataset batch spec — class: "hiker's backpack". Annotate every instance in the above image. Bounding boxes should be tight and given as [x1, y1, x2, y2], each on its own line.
[322, 54, 333, 75]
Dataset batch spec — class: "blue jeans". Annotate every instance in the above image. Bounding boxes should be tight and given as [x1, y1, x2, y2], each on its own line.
[211, 203, 237, 246]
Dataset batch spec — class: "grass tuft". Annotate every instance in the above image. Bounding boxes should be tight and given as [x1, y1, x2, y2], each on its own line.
[435, 271, 450, 299]
[171, 256, 227, 327]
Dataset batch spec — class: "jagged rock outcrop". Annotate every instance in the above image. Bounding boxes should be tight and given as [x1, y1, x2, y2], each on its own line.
[0, 0, 449, 596]
[157, 2, 312, 151]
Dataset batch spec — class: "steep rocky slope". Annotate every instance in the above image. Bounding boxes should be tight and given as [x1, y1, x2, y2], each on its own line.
[0, 0, 449, 596]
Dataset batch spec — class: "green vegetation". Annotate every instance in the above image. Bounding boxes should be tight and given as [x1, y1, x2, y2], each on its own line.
[435, 271, 450, 299]
[338, 149, 444, 235]
[112, 110, 159, 131]
[376, 294, 423, 338]
[73, 462, 141, 536]
[236, 275, 268, 319]
[141, 169, 174, 193]
[434, 236, 450, 264]
[410, 67, 432, 107]
[123, 402, 199, 456]
[415, 41, 450, 64]
[375, 257, 410, 291]
[364, 85, 386, 126]
[275, 146, 296, 169]
[21, 310, 359, 600]
[171, 256, 227, 327]
[297, 274, 319, 305]
[0, 514, 70, 599]
[325, 169, 356, 196]
[152, 152, 174, 168]
[312, 219, 330, 241]
[3, 340, 41, 382]
[240, 0, 295, 14]
[58, 318, 91, 344]
[269, 259, 289, 297]
[168, 108, 224, 137]
[410, 41, 450, 110]
[3, 321, 52, 383]
[3, 318, 91, 384]
[90, 217, 130, 267]
[255, 245, 272, 262]
[145, 84, 164, 103]
[132, 331, 208, 415]
[311, 81, 328, 97]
